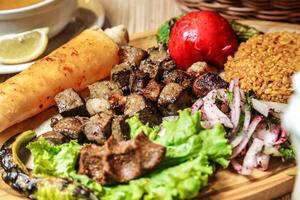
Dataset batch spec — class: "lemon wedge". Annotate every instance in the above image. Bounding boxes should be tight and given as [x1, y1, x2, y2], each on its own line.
[0, 27, 49, 65]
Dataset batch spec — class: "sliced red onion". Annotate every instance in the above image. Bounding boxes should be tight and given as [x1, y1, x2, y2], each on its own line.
[231, 85, 241, 128]
[240, 89, 245, 103]
[230, 134, 244, 148]
[191, 98, 203, 113]
[231, 115, 263, 159]
[203, 102, 233, 128]
[274, 127, 288, 145]
[252, 98, 270, 117]
[263, 125, 280, 147]
[243, 107, 251, 132]
[200, 121, 214, 129]
[241, 138, 264, 175]
[229, 79, 238, 93]
[231, 159, 242, 173]
[256, 153, 270, 171]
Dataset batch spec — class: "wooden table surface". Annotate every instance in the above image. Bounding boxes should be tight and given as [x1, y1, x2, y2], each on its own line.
[0, 1, 294, 199]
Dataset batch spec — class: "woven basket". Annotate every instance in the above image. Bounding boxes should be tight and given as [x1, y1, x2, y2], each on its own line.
[176, 0, 300, 23]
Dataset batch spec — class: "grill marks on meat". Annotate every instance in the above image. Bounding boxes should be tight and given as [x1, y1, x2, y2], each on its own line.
[37, 131, 67, 145]
[192, 72, 229, 97]
[78, 132, 166, 185]
[158, 83, 192, 116]
[82, 111, 113, 145]
[163, 69, 192, 89]
[139, 59, 164, 81]
[111, 63, 132, 95]
[141, 79, 162, 102]
[52, 117, 87, 142]
[119, 46, 147, 66]
[129, 70, 150, 93]
[54, 88, 89, 117]
[124, 94, 162, 126]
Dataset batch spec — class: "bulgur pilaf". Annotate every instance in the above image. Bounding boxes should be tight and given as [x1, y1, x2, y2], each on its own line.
[224, 32, 300, 103]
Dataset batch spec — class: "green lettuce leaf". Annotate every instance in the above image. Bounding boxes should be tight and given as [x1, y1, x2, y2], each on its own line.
[126, 115, 160, 140]
[27, 139, 81, 177]
[102, 153, 212, 200]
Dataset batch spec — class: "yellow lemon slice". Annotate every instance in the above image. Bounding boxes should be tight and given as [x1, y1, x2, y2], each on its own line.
[0, 27, 49, 65]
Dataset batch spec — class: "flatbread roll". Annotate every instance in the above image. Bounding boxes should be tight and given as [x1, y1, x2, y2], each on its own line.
[0, 27, 119, 132]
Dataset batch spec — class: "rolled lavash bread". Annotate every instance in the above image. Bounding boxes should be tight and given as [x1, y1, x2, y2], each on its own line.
[0, 27, 119, 132]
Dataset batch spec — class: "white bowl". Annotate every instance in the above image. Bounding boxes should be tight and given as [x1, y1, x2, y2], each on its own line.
[0, 0, 78, 38]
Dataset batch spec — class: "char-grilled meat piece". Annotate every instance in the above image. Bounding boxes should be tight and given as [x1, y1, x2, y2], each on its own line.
[111, 63, 132, 95]
[119, 45, 148, 66]
[129, 70, 150, 93]
[54, 88, 89, 117]
[83, 111, 113, 145]
[192, 72, 229, 97]
[52, 117, 87, 141]
[124, 94, 162, 126]
[37, 131, 67, 145]
[88, 81, 120, 99]
[141, 79, 162, 102]
[158, 83, 192, 116]
[162, 69, 192, 89]
[161, 60, 176, 72]
[187, 61, 218, 78]
[111, 115, 130, 141]
[108, 92, 126, 115]
[139, 59, 164, 81]
[78, 132, 166, 185]
[86, 98, 111, 116]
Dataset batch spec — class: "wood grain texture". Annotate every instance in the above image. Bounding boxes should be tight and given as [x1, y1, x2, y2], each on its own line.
[0, 20, 299, 200]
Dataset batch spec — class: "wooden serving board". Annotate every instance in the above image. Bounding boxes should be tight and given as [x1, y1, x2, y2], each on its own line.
[0, 20, 300, 200]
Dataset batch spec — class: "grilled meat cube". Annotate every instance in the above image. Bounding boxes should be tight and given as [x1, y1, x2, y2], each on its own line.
[187, 61, 218, 78]
[88, 81, 120, 99]
[158, 83, 192, 116]
[111, 63, 132, 95]
[124, 94, 162, 126]
[119, 45, 147, 66]
[111, 115, 130, 141]
[129, 70, 150, 93]
[192, 72, 229, 97]
[37, 131, 67, 145]
[147, 44, 170, 63]
[141, 79, 162, 102]
[161, 60, 176, 72]
[78, 132, 166, 185]
[86, 98, 111, 116]
[162, 69, 192, 89]
[83, 111, 113, 145]
[54, 88, 89, 117]
[52, 117, 87, 141]
[108, 92, 126, 115]
[139, 59, 164, 81]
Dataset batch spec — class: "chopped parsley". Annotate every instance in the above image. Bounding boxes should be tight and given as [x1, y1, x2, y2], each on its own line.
[225, 91, 233, 105]
[279, 146, 295, 160]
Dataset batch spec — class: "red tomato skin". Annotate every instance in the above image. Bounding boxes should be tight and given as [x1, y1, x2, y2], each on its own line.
[169, 11, 238, 70]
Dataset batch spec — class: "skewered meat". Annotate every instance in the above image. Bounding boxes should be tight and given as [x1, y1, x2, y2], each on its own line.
[124, 94, 161, 126]
[162, 69, 192, 89]
[186, 61, 218, 78]
[119, 45, 147, 66]
[129, 70, 150, 93]
[141, 79, 162, 101]
[88, 81, 120, 99]
[111, 115, 130, 141]
[192, 72, 229, 97]
[111, 63, 132, 95]
[52, 117, 87, 141]
[54, 88, 89, 117]
[83, 111, 113, 145]
[86, 98, 111, 116]
[37, 131, 67, 145]
[158, 83, 192, 116]
[78, 132, 166, 185]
